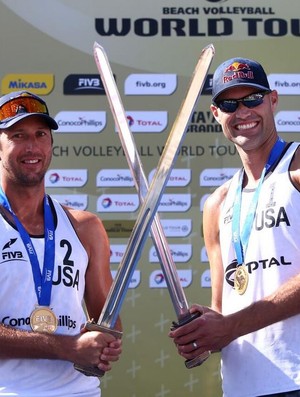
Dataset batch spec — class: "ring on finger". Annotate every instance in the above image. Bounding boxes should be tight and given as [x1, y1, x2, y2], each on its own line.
[192, 341, 198, 349]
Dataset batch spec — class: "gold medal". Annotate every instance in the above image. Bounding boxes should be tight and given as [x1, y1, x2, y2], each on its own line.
[30, 306, 58, 333]
[234, 265, 249, 295]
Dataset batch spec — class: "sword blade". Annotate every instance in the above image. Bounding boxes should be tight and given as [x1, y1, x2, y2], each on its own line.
[94, 42, 215, 330]
[94, 42, 190, 322]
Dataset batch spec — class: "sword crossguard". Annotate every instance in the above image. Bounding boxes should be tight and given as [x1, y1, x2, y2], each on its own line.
[170, 312, 211, 369]
[74, 320, 123, 377]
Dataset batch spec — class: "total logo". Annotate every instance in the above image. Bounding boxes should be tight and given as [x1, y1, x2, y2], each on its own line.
[119, 111, 168, 133]
[102, 198, 112, 209]
[97, 194, 139, 212]
[45, 169, 88, 187]
[49, 173, 60, 184]
[127, 116, 134, 127]
[149, 269, 192, 288]
[148, 168, 191, 187]
[110, 244, 126, 263]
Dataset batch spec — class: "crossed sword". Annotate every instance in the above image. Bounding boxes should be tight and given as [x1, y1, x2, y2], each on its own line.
[74, 42, 215, 377]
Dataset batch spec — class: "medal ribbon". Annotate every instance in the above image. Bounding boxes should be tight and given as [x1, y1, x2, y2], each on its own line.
[0, 189, 55, 306]
[232, 138, 286, 266]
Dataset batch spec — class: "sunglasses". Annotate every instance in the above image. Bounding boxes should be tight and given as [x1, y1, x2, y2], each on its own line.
[0, 92, 49, 122]
[214, 91, 271, 113]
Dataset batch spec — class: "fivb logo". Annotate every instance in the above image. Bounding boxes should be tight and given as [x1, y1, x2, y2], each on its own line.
[111, 270, 141, 289]
[149, 269, 192, 288]
[63, 74, 107, 95]
[149, 244, 192, 263]
[1, 238, 25, 264]
[125, 74, 177, 95]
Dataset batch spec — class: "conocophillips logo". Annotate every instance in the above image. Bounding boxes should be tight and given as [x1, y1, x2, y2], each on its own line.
[55, 111, 106, 133]
[149, 244, 192, 263]
[1, 74, 54, 95]
[157, 194, 191, 212]
[96, 169, 134, 187]
[200, 168, 239, 187]
[51, 194, 88, 210]
[201, 269, 211, 288]
[275, 111, 300, 132]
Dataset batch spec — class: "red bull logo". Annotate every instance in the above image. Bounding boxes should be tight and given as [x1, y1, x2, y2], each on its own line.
[223, 62, 254, 83]
[224, 62, 250, 73]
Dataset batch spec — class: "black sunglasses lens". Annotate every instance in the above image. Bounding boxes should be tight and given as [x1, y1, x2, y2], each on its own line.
[217, 93, 266, 113]
[218, 100, 238, 113]
[243, 97, 264, 108]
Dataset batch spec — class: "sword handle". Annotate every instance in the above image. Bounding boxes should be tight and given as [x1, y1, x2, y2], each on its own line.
[74, 320, 123, 377]
[170, 312, 211, 369]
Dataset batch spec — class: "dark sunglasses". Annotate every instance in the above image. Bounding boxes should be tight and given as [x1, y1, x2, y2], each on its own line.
[0, 92, 49, 122]
[213, 90, 271, 113]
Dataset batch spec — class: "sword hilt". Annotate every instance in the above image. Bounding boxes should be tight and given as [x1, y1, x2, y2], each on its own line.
[170, 312, 211, 369]
[74, 320, 123, 377]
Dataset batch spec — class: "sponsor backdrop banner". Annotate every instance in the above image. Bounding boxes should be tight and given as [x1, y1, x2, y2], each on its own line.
[0, 0, 299, 396]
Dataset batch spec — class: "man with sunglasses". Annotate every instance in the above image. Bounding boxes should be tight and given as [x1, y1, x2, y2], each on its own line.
[169, 58, 300, 396]
[0, 91, 122, 396]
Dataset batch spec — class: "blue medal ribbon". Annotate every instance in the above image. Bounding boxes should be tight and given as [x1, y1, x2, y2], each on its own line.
[232, 138, 286, 266]
[0, 189, 55, 306]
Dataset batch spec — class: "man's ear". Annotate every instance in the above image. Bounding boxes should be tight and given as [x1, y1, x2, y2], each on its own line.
[210, 104, 222, 124]
[270, 90, 279, 112]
